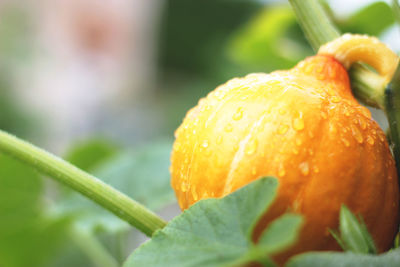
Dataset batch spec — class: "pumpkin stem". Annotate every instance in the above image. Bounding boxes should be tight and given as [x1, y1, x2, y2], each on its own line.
[318, 34, 399, 86]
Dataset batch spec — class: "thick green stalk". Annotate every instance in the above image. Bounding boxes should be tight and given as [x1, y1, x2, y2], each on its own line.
[288, 0, 340, 51]
[0, 130, 166, 236]
[289, 0, 386, 109]
[385, 66, 400, 177]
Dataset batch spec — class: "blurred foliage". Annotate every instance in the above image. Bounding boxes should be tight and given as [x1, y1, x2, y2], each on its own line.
[335, 2, 395, 36]
[64, 139, 119, 172]
[158, 0, 261, 78]
[0, 155, 70, 267]
[56, 140, 175, 233]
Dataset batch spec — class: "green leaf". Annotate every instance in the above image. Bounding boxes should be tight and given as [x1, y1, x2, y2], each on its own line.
[0, 154, 70, 267]
[64, 139, 119, 172]
[331, 205, 377, 254]
[258, 213, 303, 254]
[337, 2, 395, 36]
[56, 140, 176, 232]
[286, 247, 400, 267]
[124, 177, 303, 267]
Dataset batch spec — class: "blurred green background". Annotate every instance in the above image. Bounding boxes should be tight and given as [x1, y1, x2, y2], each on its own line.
[0, 0, 398, 266]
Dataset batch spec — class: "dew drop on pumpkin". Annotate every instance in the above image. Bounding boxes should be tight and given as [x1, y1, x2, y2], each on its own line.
[278, 124, 289, 134]
[341, 137, 350, 147]
[299, 162, 310, 176]
[278, 164, 286, 177]
[181, 182, 188, 192]
[331, 96, 340, 103]
[366, 135, 375, 145]
[233, 107, 244, 120]
[293, 118, 305, 131]
[216, 136, 223, 144]
[245, 138, 258, 155]
[351, 124, 363, 144]
[201, 140, 209, 148]
[191, 187, 198, 201]
[313, 166, 320, 173]
[296, 138, 302, 146]
[224, 123, 233, 132]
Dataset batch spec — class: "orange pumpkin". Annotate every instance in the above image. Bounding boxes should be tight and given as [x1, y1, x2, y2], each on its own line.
[170, 34, 400, 263]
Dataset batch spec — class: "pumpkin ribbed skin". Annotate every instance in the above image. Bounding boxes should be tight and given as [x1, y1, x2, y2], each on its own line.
[170, 55, 399, 262]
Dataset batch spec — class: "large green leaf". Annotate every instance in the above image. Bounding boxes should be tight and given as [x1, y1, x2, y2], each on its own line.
[124, 177, 303, 267]
[286, 248, 400, 267]
[0, 154, 70, 267]
[56, 140, 176, 232]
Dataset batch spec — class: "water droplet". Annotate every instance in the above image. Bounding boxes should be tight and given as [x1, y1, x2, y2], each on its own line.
[341, 138, 350, 147]
[296, 138, 302, 146]
[378, 132, 385, 142]
[278, 164, 286, 177]
[299, 162, 309, 176]
[313, 166, 319, 173]
[184, 157, 189, 164]
[366, 135, 375, 145]
[233, 107, 244, 120]
[216, 136, 223, 144]
[343, 107, 350, 117]
[278, 124, 289, 134]
[181, 183, 188, 192]
[224, 123, 233, 132]
[358, 117, 367, 130]
[233, 143, 239, 151]
[245, 138, 258, 155]
[201, 140, 209, 148]
[351, 124, 363, 143]
[331, 96, 340, 103]
[293, 118, 305, 131]
[192, 187, 198, 201]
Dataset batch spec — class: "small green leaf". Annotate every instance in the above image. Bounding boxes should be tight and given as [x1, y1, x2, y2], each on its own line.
[258, 213, 303, 254]
[286, 247, 400, 267]
[124, 177, 303, 267]
[336, 205, 377, 254]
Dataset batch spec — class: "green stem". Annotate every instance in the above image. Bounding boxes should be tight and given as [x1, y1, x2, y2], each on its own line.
[385, 66, 400, 177]
[289, 0, 386, 109]
[288, 0, 340, 51]
[0, 130, 167, 236]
